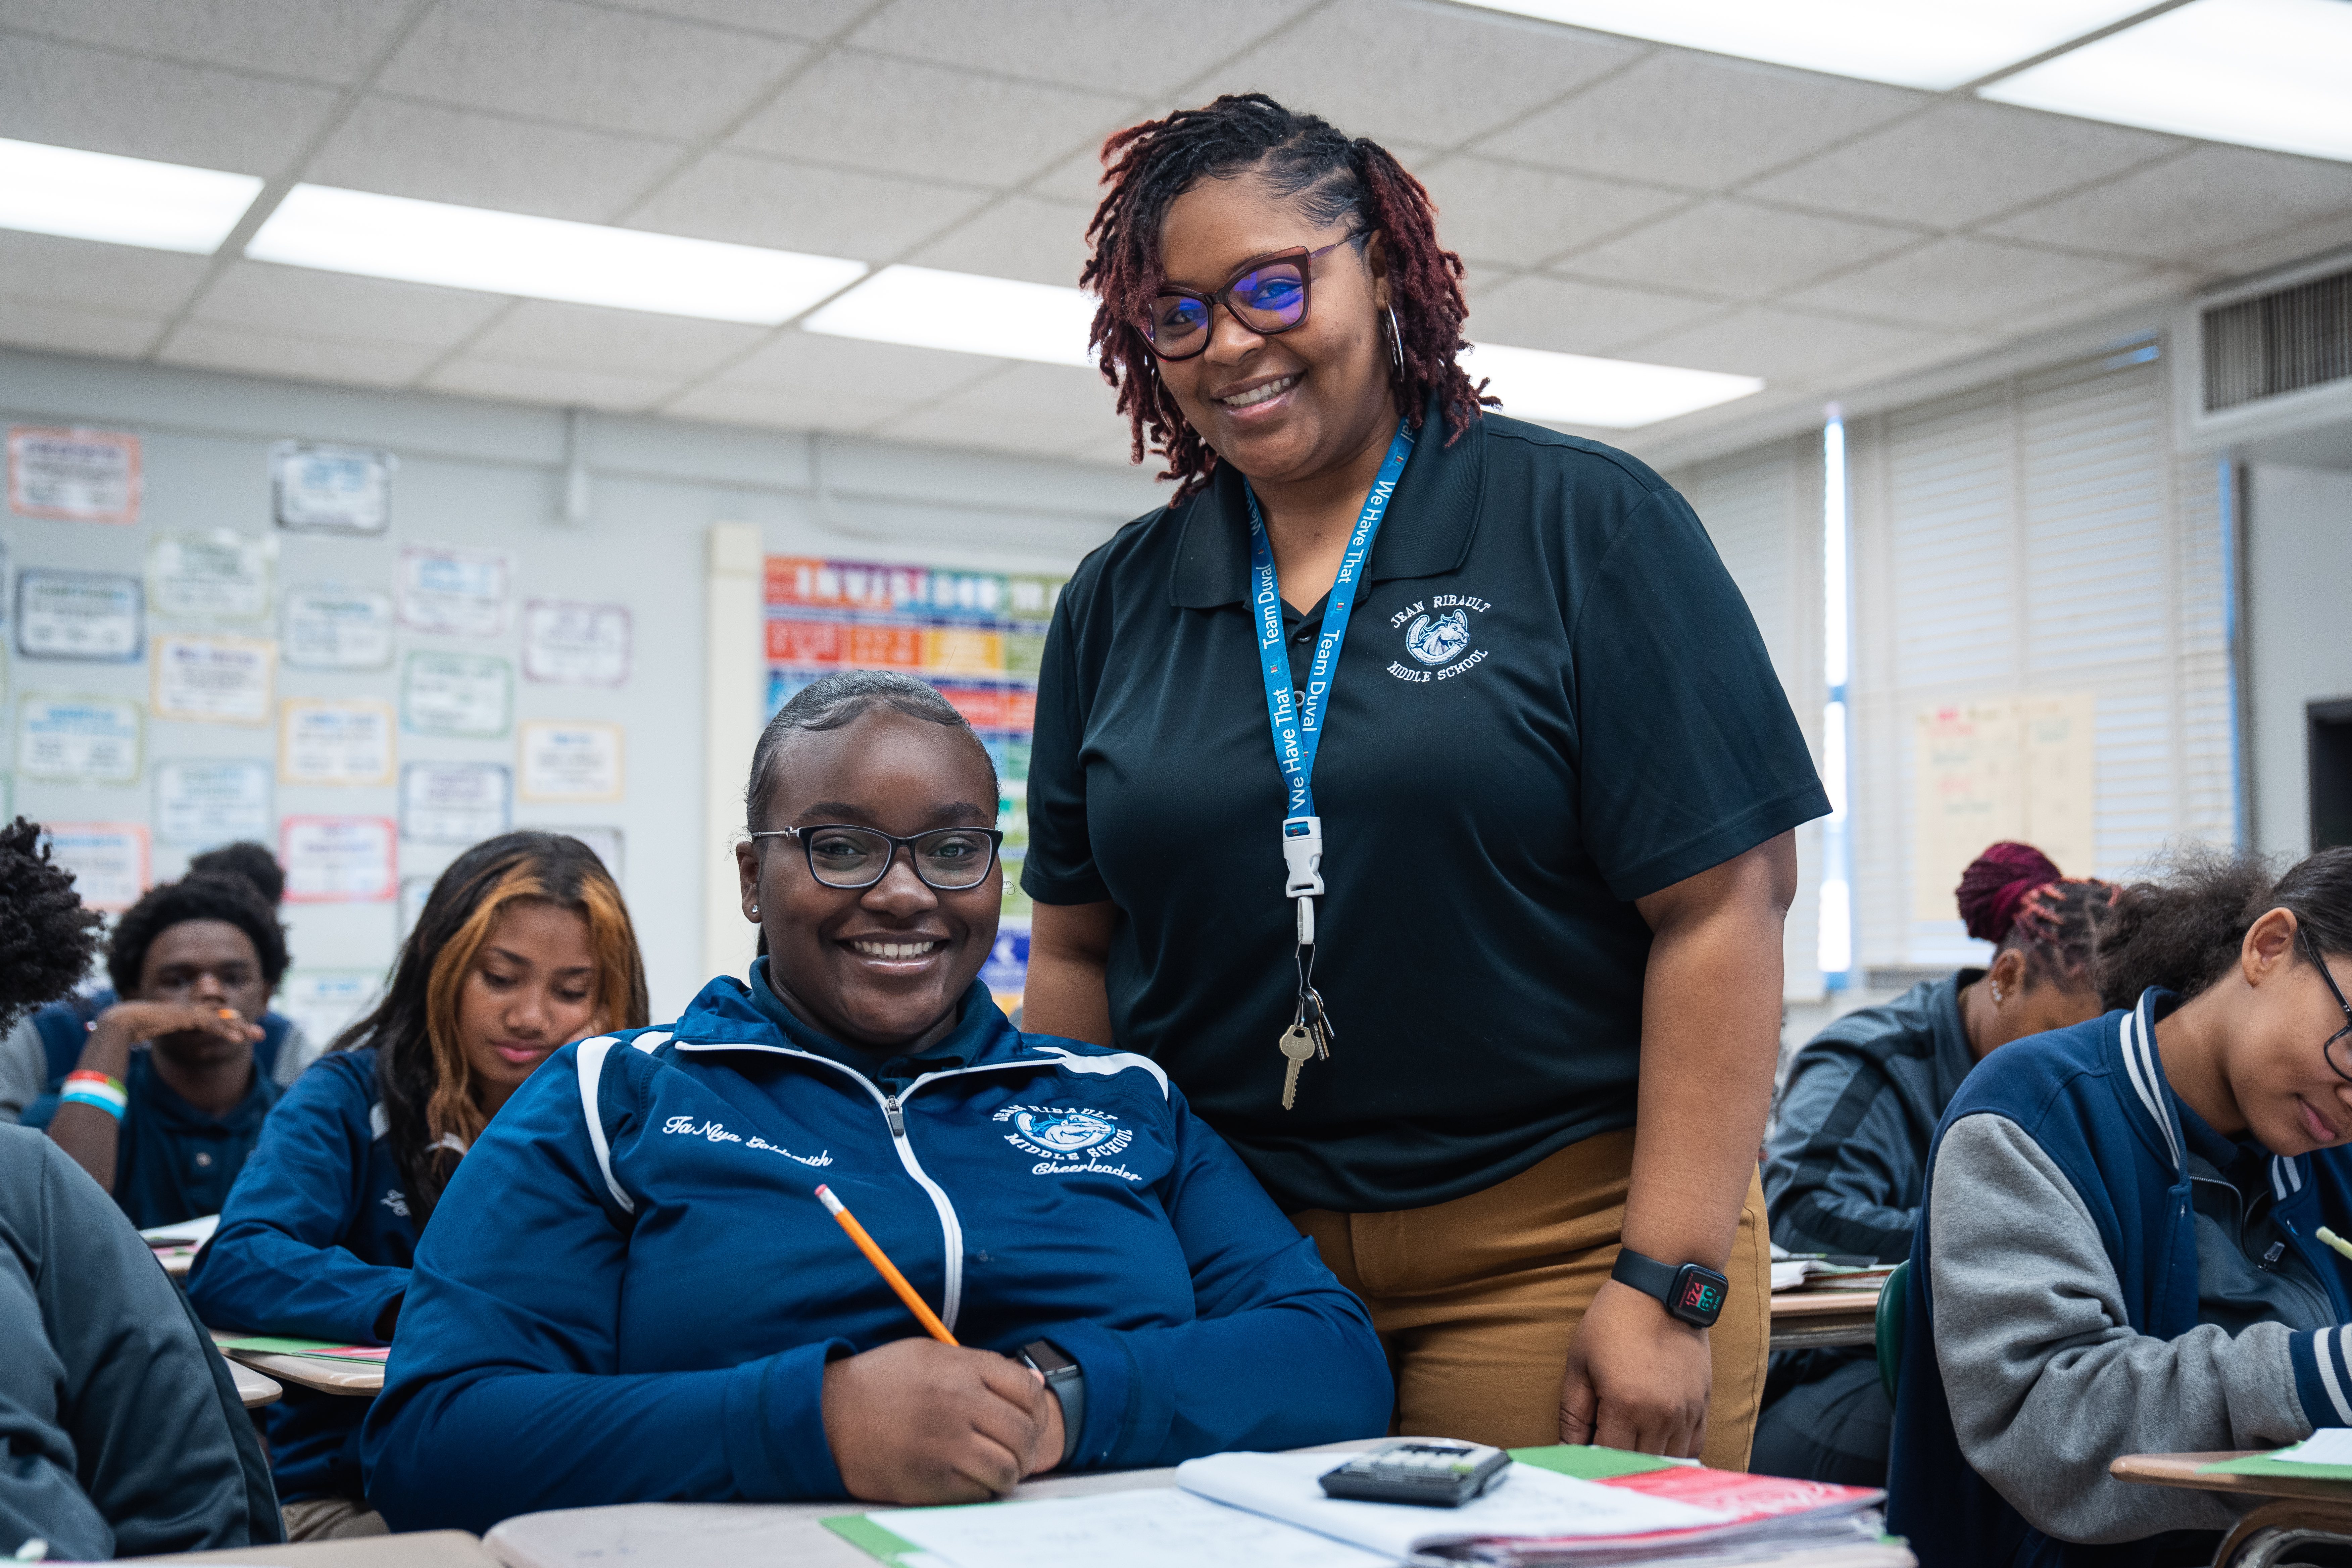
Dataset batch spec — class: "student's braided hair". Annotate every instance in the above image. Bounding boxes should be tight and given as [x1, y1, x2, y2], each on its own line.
[2093, 843, 2352, 1010]
[0, 818, 102, 1029]
[1954, 841, 2114, 993]
[1082, 93, 1493, 500]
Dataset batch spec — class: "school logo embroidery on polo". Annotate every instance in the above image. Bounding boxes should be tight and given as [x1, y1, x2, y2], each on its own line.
[994, 1103, 1142, 1181]
[1386, 593, 1491, 684]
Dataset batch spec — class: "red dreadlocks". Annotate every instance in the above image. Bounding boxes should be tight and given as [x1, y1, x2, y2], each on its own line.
[1081, 93, 1493, 500]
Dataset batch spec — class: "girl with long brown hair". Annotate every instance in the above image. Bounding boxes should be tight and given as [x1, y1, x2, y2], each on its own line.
[190, 832, 645, 1541]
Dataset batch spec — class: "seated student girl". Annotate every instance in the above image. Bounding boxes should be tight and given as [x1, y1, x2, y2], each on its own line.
[1756, 841, 2109, 1485]
[189, 833, 646, 1543]
[1890, 846, 2352, 1567]
[26, 872, 288, 1229]
[362, 671, 1392, 1532]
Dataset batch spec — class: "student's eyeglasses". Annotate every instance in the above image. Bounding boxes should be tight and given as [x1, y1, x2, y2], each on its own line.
[749, 826, 1003, 891]
[1142, 236, 1363, 361]
[2300, 929, 2352, 1084]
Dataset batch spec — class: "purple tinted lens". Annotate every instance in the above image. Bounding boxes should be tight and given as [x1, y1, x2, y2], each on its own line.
[1231, 263, 1306, 326]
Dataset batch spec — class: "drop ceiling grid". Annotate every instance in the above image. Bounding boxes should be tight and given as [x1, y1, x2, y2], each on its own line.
[0, 0, 2345, 464]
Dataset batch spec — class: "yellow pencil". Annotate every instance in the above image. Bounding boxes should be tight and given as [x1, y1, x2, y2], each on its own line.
[2317, 1226, 2352, 1263]
[814, 1184, 958, 1346]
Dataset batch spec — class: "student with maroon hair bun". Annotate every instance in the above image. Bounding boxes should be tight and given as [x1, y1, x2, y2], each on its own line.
[1022, 93, 1830, 1467]
[1754, 841, 2110, 1485]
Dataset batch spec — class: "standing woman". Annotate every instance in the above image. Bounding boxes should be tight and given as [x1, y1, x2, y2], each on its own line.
[190, 833, 647, 1541]
[1021, 94, 1828, 1466]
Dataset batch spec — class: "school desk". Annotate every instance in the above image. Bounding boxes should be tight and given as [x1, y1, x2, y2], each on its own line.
[2113, 1451, 2352, 1567]
[1769, 1284, 1882, 1351]
[138, 1529, 496, 1566]
[229, 1358, 283, 1408]
[212, 1333, 384, 1397]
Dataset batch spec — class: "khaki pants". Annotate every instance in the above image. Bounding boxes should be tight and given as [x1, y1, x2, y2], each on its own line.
[281, 1496, 389, 1541]
[1290, 1128, 1770, 1471]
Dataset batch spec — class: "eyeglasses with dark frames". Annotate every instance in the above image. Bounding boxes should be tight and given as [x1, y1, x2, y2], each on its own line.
[749, 825, 1004, 892]
[1142, 235, 1364, 361]
[2299, 928, 2352, 1085]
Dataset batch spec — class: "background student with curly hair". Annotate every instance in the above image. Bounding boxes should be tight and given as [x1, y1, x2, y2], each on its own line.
[191, 831, 647, 1542]
[0, 817, 282, 1559]
[24, 870, 289, 1229]
[1019, 93, 1827, 1465]
[1754, 840, 2111, 1485]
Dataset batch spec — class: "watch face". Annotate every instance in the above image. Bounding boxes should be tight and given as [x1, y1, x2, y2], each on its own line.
[1679, 1277, 1724, 1316]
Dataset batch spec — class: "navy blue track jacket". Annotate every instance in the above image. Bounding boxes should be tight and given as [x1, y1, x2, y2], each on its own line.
[362, 975, 1392, 1531]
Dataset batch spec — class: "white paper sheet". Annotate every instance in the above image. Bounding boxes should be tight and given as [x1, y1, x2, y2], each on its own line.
[277, 972, 381, 1054]
[867, 1488, 1393, 1568]
[18, 696, 142, 782]
[1176, 1452, 1728, 1557]
[403, 762, 511, 844]
[152, 635, 275, 725]
[283, 587, 395, 670]
[523, 599, 630, 686]
[281, 816, 396, 903]
[18, 569, 142, 660]
[399, 544, 512, 637]
[8, 426, 139, 522]
[272, 442, 393, 534]
[522, 823, 623, 880]
[148, 531, 273, 621]
[2271, 1428, 2352, 1465]
[138, 1214, 219, 1245]
[42, 823, 149, 911]
[519, 721, 622, 802]
[402, 651, 511, 737]
[155, 759, 273, 845]
[280, 699, 394, 787]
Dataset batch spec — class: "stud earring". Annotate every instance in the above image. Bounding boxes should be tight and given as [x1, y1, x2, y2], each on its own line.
[1386, 305, 1404, 372]
[750, 903, 760, 917]
[1990, 980, 2003, 1003]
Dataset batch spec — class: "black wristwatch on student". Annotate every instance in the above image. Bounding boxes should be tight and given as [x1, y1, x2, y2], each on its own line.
[1018, 1339, 1084, 1466]
[1610, 1248, 1730, 1328]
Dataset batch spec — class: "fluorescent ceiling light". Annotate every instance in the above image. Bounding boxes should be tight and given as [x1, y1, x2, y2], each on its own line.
[1982, 0, 2352, 163]
[0, 137, 263, 253]
[802, 266, 1097, 366]
[1466, 342, 1763, 428]
[246, 185, 867, 324]
[1450, 0, 2153, 90]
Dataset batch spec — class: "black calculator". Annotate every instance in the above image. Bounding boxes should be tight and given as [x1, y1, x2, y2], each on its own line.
[1318, 1440, 1511, 1508]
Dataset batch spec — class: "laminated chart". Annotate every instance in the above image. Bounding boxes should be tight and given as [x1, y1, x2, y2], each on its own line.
[764, 556, 1063, 1011]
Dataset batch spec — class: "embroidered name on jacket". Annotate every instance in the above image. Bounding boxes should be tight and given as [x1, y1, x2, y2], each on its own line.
[994, 1103, 1141, 1181]
[659, 1114, 833, 1168]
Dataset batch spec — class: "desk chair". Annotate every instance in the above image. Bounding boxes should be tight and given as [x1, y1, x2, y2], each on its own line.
[1875, 1260, 1910, 1405]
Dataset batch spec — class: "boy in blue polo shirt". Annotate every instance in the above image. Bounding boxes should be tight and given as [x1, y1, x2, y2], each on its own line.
[26, 872, 288, 1229]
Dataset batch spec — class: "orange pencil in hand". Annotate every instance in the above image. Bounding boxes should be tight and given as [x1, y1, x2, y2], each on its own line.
[814, 1184, 958, 1345]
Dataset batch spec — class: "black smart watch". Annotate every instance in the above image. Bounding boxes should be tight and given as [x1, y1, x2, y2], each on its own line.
[1018, 1339, 1084, 1466]
[1610, 1248, 1729, 1328]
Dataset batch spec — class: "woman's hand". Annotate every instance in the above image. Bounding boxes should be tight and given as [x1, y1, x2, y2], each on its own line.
[1557, 1278, 1711, 1458]
[821, 1339, 1061, 1504]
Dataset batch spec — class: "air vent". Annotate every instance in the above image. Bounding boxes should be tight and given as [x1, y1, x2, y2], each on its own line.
[2202, 266, 2352, 412]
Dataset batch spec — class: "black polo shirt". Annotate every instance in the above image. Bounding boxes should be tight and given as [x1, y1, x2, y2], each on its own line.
[1022, 405, 1827, 1215]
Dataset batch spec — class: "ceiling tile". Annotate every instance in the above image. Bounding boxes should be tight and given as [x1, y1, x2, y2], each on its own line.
[1559, 199, 1919, 299]
[628, 153, 992, 259]
[729, 51, 1134, 188]
[1781, 237, 2165, 332]
[422, 355, 680, 412]
[659, 383, 906, 433]
[606, 0, 868, 39]
[1465, 274, 1722, 355]
[1233, 0, 1646, 150]
[2202, 213, 2352, 280]
[464, 302, 769, 378]
[0, 0, 414, 83]
[0, 298, 162, 360]
[156, 321, 439, 387]
[1028, 146, 1115, 206]
[848, 0, 1318, 96]
[903, 195, 1095, 287]
[1626, 306, 1974, 383]
[305, 98, 682, 222]
[0, 32, 339, 170]
[876, 360, 1130, 459]
[713, 329, 1005, 406]
[375, 0, 807, 141]
[1416, 157, 1685, 268]
[1985, 269, 2197, 343]
[0, 231, 212, 315]
[190, 260, 509, 346]
[1744, 101, 2184, 231]
[1473, 52, 1924, 193]
[1984, 146, 2352, 265]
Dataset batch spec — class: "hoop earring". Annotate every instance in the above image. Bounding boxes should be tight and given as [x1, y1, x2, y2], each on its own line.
[1386, 305, 1404, 372]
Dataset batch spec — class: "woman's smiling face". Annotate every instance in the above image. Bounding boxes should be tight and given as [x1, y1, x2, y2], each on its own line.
[738, 711, 1001, 1054]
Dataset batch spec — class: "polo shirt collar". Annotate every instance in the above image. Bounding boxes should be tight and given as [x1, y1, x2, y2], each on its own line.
[1170, 392, 1485, 609]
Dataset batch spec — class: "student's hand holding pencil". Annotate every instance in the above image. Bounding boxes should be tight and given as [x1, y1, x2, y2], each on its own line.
[820, 1338, 1065, 1505]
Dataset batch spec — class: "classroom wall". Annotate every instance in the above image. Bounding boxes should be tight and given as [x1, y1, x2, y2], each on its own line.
[0, 347, 1159, 1023]
[2246, 460, 2352, 859]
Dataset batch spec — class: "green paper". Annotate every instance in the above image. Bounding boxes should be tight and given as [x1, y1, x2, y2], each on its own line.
[2199, 1453, 2352, 1481]
[822, 1513, 931, 1567]
[1506, 1443, 1680, 1480]
[212, 1334, 348, 1355]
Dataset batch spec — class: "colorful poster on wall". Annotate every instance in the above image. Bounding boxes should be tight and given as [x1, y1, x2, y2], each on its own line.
[763, 554, 1064, 1006]
[17, 570, 142, 661]
[1913, 692, 2098, 922]
[8, 427, 140, 523]
[283, 586, 395, 670]
[148, 531, 274, 621]
[398, 545, 512, 637]
[155, 758, 273, 845]
[152, 635, 275, 725]
[401, 651, 511, 737]
[518, 721, 622, 802]
[17, 696, 141, 782]
[402, 762, 511, 844]
[280, 698, 395, 786]
[42, 823, 148, 910]
[282, 816, 397, 903]
[272, 442, 394, 535]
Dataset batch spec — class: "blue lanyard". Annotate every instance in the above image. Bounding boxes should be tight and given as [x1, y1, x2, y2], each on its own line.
[1245, 420, 1413, 921]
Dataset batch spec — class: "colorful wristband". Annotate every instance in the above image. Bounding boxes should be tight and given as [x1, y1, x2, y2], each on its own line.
[61, 1070, 128, 1119]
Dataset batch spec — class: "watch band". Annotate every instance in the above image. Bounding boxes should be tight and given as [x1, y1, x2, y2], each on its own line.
[1610, 1247, 1729, 1328]
[1019, 1340, 1084, 1466]
[1609, 1247, 1680, 1303]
